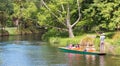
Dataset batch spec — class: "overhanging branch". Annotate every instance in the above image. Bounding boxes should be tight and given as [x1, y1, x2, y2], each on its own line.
[41, 0, 66, 26]
[71, 0, 81, 27]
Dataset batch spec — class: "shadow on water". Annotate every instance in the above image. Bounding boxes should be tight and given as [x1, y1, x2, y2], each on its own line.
[0, 34, 42, 42]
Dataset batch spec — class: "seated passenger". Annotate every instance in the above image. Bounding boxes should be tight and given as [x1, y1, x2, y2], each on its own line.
[85, 45, 89, 51]
[91, 45, 96, 52]
[85, 45, 96, 52]
[73, 44, 80, 50]
[68, 44, 75, 49]
[68, 44, 73, 49]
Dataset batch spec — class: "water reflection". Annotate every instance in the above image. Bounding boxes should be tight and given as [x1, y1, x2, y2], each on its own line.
[65, 53, 107, 66]
[67, 53, 74, 66]
[0, 36, 9, 42]
[0, 34, 42, 42]
[85, 55, 96, 66]
[99, 56, 105, 66]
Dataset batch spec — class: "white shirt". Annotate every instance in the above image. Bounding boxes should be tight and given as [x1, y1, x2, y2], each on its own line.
[100, 35, 105, 42]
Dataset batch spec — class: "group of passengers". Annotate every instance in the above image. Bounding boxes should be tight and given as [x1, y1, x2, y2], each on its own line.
[67, 43, 96, 52]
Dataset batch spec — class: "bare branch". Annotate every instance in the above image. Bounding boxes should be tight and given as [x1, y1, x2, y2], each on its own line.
[60, 0, 65, 11]
[41, 0, 66, 26]
[41, 0, 58, 18]
[57, 10, 62, 13]
[71, 0, 81, 27]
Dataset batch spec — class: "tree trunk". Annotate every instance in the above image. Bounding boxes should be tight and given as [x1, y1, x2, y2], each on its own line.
[66, 3, 74, 38]
[68, 26, 74, 38]
[42, 0, 82, 38]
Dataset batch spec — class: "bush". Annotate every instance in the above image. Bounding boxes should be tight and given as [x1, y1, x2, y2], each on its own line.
[112, 31, 120, 45]
[42, 28, 69, 41]
[0, 29, 9, 36]
[48, 34, 98, 47]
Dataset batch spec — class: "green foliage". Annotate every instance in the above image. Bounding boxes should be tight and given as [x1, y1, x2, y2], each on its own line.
[5, 27, 18, 35]
[81, 1, 120, 31]
[23, 2, 37, 18]
[42, 28, 58, 41]
[94, 38, 100, 50]
[112, 31, 120, 45]
[42, 28, 69, 41]
[0, 11, 7, 28]
[0, 0, 120, 38]
[12, 2, 37, 18]
[108, 22, 116, 30]
[37, 7, 50, 26]
[0, 0, 13, 28]
[49, 34, 97, 47]
[49, 36, 84, 47]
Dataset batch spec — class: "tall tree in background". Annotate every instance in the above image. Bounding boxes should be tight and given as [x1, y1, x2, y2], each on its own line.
[39, 0, 83, 38]
[12, 0, 38, 32]
[81, 0, 120, 31]
[0, 0, 13, 30]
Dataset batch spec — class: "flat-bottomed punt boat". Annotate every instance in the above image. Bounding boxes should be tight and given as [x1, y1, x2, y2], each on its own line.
[59, 47, 106, 55]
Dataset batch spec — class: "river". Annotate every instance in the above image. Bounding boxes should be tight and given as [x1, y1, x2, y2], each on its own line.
[0, 34, 120, 66]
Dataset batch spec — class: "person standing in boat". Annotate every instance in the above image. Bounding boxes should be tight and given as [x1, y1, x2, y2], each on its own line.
[100, 33, 105, 53]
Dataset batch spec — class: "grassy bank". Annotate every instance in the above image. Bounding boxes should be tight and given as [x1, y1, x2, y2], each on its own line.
[49, 32, 120, 55]
[49, 34, 99, 47]
[49, 34, 87, 46]
[5, 27, 19, 35]
[0, 27, 41, 36]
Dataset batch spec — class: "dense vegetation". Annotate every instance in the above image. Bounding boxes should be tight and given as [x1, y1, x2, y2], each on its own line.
[0, 0, 120, 37]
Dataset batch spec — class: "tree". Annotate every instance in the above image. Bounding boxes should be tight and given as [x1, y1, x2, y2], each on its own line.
[12, 0, 38, 32]
[81, 0, 120, 31]
[0, 0, 13, 30]
[38, 0, 83, 38]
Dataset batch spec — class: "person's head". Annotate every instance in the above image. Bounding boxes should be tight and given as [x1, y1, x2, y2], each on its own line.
[92, 45, 95, 48]
[69, 44, 73, 46]
[72, 44, 75, 47]
[101, 33, 105, 36]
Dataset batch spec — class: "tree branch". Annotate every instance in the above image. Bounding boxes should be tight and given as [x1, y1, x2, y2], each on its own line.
[60, 0, 65, 11]
[41, 0, 58, 19]
[71, 0, 81, 27]
[41, 0, 66, 26]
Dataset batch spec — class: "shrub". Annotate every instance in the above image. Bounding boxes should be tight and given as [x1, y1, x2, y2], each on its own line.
[112, 31, 120, 45]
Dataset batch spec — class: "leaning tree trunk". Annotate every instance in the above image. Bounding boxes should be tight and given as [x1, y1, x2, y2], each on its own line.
[68, 26, 74, 38]
[66, 3, 74, 38]
[42, 0, 81, 38]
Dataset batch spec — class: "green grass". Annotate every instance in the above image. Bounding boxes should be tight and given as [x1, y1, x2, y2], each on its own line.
[5, 27, 18, 35]
[49, 34, 93, 47]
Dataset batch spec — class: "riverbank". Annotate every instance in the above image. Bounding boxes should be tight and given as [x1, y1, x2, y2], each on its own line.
[6, 27, 19, 35]
[0, 27, 44, 36]
[49, 32, 120, 55]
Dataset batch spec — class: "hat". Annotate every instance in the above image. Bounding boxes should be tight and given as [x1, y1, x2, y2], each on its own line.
[101, 33, 105, 35]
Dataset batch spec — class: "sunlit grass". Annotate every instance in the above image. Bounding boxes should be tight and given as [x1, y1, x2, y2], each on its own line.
[49, 34, 97, 47]
[5, 27, 18, 35]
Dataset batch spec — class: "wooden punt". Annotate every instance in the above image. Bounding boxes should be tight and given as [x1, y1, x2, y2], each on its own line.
[59, 47, 106, 55]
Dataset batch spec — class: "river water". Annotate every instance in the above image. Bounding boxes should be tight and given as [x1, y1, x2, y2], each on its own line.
[0, 34, 120, 66]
